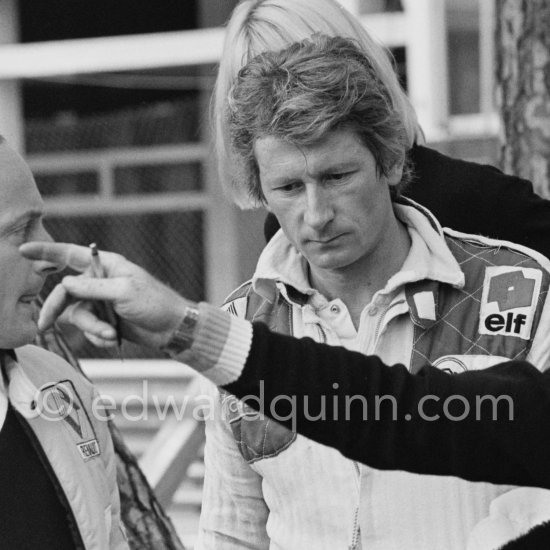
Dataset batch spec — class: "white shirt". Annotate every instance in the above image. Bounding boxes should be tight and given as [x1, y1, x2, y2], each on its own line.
[0, 353, 9, 432]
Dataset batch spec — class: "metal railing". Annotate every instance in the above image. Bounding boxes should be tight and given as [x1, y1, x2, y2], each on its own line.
[29, 144, 210, 217]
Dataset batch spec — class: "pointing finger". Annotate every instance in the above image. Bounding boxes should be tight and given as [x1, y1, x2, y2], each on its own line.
[21, 241, 133, 278]
[21, 242, 92, 272]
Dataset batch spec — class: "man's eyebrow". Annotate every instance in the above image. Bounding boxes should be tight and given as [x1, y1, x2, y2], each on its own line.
[321, 160, 358, 171]
[313, 161, 358, 177]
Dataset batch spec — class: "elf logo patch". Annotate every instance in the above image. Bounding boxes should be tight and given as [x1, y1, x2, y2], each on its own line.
[479, 267, 542, 340]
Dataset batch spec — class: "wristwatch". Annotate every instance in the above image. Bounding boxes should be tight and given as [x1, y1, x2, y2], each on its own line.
[162, 304, 200, 355]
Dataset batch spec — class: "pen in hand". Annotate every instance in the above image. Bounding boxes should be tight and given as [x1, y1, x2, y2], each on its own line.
[89, 243, 123, 351]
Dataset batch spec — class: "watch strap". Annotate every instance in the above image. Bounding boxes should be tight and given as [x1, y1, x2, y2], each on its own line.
[162, 304, 200, 355]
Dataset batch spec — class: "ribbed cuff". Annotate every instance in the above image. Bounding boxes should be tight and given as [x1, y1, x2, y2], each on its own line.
[173, 302, 252, 386]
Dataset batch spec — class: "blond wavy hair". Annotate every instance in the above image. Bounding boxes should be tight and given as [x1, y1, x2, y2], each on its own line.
[213, 0, 421, 208]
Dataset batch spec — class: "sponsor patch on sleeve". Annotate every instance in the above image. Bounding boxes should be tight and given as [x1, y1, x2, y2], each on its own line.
[37, 380, 101, 461]
[77, 439, 101, 460]
[479, 266, 542, 340]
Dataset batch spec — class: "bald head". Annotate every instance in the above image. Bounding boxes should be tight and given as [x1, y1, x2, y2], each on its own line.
[0, 140, 55, 348]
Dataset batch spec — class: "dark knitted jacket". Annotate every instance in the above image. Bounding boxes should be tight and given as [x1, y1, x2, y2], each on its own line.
[226, 323, 550, 550]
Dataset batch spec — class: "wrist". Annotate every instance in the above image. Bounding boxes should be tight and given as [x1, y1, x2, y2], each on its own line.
[165, 302, 253, 386]
[161, 301, 200, 355]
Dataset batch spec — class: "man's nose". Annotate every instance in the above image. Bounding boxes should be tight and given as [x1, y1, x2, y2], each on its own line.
[303, 186, 334, 229]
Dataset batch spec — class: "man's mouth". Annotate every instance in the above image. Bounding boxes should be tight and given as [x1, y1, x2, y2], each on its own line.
[310, 234, 344, 244]
[19, 294, 38, 304]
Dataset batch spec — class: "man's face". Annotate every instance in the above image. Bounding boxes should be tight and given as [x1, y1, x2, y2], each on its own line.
[0, 144, 53, 348]
[255, 128, 403, 274]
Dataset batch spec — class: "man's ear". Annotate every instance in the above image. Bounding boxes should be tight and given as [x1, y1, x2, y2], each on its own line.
[387, 158, 404, 187]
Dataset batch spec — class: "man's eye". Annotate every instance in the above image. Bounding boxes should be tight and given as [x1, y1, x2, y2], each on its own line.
[12, 223, 28, 236]
[327, 172, 351, 181]
[16, 222, 35, 241]
[276, 182, 301, 192]
[4, 226, 27, 244]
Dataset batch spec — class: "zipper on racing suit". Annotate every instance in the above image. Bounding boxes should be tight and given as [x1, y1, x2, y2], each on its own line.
[316, 321, 362, 550]
[347, 301, 396, 550]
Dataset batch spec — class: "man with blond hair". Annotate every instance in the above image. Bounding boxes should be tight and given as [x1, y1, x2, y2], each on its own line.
[194, 35, 550, 549]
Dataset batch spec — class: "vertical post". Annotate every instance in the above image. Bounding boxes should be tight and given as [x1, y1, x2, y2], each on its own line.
[479, 0, 496, 116]
[402, 0, 449, 139]
[199, 0, 243, 305]
[496, 0, 550, 196]
[0, 0, 24, 152]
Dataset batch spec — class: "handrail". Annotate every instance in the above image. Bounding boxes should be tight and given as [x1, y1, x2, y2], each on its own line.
[139, 378, 205, 507]
[0, 28, 226, 79]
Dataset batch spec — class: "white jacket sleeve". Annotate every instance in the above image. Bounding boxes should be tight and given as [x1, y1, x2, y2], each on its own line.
[467, 488, 550, 550]
[195, 380, 269, 550]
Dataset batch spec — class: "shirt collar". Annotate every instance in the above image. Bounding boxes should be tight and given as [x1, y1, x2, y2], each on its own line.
[0, 350, 41, 419]
[0, 350, 16, 395]
[0, 350, 13, 431]
[251, 200, 465, 302]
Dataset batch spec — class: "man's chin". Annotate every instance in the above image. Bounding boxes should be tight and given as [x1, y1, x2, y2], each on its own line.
[305, 251, 351, 272]
[0, 322, 39, 349]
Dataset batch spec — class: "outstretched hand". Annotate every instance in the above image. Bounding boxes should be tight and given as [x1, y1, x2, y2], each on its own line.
[20, 242, 190, 350]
